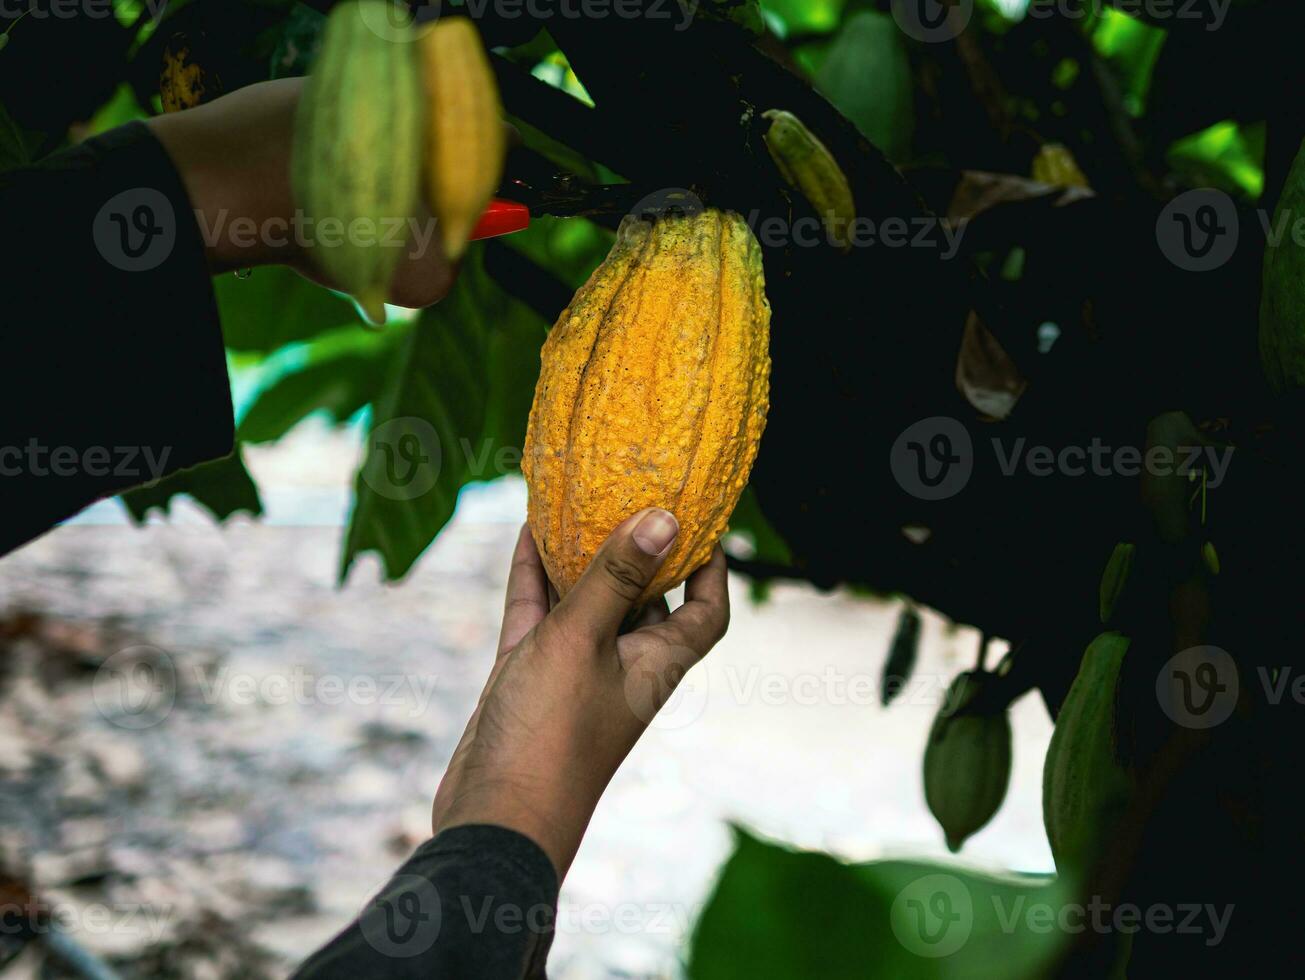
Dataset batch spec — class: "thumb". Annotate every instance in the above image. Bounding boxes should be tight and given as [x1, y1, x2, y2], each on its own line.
[551, 508, 680, 642]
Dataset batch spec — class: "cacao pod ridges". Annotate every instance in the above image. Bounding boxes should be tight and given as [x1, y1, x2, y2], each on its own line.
[923, 671, 1013, 853]
[1043, 632, 1133, 871]
[761, 109, 856, 251]
[523, 209, 771, 603]
[419, 17, 506, 261]
[290, 0, 423, 327]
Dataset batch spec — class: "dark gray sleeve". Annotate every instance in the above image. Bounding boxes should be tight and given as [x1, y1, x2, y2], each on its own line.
[0, 121, 234, 556]
[292, 825, 558, 980]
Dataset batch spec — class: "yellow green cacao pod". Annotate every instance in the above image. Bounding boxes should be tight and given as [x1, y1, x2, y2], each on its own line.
[419, 17, 505, 261]
[523, 209, 771, 603]
[1098, 542, 1135, 624]
[1203, 540, 1221, 575]
[923, 671, 1012, 853]
[761, 109, 856, 251]
[291, 0, 422, 325]
[1043, 631, 1133, 871]
[1032, 143, 1089, 188]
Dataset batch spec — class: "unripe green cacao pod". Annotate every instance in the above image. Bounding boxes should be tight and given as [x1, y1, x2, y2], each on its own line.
[1203, 540, 1221, 575]
[1043, 631, 1133, 871]
[923, 671, 1013, 853]
[1098, 542, 1135, 624]
[881, 604, 921, 706]
[291, 0, 423, 325]
[1260, 138, 1305, 394]
[761, 109, 856, 251]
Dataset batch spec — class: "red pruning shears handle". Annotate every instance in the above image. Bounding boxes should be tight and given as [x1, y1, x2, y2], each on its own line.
[469, 198, 531, 242]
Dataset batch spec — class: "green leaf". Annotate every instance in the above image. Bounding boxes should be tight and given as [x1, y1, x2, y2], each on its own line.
[215, 265, 360, 353]
[727, 486, 793, 567]
[761, 0, 845, 34]
[689, 828, 1066, 980]
[341, 247, 547, 582]
[0, 100, 40, 173]
[814, 11, 914, 164]
[236, 326, 399, 443]
[120, 448, 263, 523]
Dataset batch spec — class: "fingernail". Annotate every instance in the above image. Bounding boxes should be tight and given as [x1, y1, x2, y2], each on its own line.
[633, 509, 678, 556]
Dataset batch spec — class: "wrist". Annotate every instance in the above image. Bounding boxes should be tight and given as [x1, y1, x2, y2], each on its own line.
[144, 79, 305, 274]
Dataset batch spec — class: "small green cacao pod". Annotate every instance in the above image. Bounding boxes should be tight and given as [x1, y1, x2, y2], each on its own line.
[923, 671, 1013, 853]
[1098, 542, 1135, 624]
[1202, 540, 1220, 575]
[881, 604, 921, 706]
[291, 0, 423, 325]
[1043, 631, 1133, 871]
[761, 109, 856, 251]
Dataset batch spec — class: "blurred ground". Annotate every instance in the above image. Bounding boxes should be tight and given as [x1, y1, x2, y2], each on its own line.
[0, 422, 1053, 979]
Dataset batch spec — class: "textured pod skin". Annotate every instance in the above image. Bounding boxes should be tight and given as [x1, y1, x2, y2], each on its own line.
[523, 210, 771, 603]
[761, 109, 856, 251]
[923, 671, 1013, 853]
[1260, 139, 1305, 394]
[419, 17, 505, 260]
[1043, 632, 1133, 871]
[1098, 541, 1135, 624]
[1032, 143, 1089, 188]
[291, 0, 422, 324]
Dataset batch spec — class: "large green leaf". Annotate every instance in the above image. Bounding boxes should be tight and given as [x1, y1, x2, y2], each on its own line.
[236, 326, 399, 443]
[814, 11, 914, 164]
[215, 265, 360, 353]
[120, 447, 263, 523]
[340, 247, 547, 582]
[761, 0, 845, 34]
[689, 829, 1066, 980]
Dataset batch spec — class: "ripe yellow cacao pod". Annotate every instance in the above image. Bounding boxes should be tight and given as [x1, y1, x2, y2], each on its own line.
[761, 109, 856, 251]
[291, 0, 422, 325]
[1032, 143, 1089, 188]
[523, 209, 771, 603]
[419, 17, 505, 261]
[923, 671, 1013, 853]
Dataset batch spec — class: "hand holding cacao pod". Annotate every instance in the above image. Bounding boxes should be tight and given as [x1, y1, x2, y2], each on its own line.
[523, 208, 771, 604]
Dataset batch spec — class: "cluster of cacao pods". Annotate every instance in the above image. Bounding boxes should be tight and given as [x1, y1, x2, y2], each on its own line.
[291, 0, 505, 324]
[523, 208, 772, 602]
